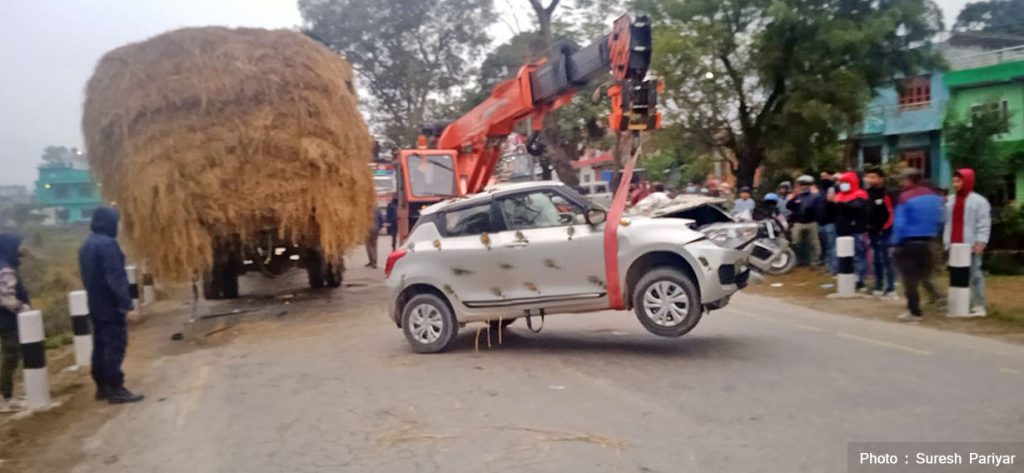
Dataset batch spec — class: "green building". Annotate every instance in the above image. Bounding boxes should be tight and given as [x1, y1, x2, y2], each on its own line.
[35, 160, 103, 224]
[944, 45, 1024, 201]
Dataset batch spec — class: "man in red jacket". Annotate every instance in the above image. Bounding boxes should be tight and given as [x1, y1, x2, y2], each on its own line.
[833, 172, 869, 291]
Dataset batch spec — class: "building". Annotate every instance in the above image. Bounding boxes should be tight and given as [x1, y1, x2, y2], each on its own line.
[35, 158, 103, 224]
[944, 44, 1024, 201]
[0, 185, 29, 207]
[571, 149, 614, 185]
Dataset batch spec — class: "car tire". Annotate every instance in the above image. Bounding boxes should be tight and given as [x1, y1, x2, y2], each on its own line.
[632, 267, 702, 337]
[325, 262, 343, 288]
[401, 294, 458, 354]
[306, 250, 326, 289]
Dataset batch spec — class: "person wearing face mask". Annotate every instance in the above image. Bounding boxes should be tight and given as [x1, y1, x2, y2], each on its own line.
[943, 169, 991, 317]
[0, 234, 31, 413]
[833, 172, 869, 291]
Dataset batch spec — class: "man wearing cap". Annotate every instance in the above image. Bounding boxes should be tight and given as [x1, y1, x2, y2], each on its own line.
[786, 175, 823, 265]
[892, 169, 945, 321]
[776, 181, 792, 219]
[732, 186, 756, 218]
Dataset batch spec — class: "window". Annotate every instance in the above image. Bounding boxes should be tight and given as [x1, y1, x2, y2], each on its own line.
[79, 183, 94, 198]
[862, 146, 883, 166]
[593, 183, 608, 194]
[444, 203, 493, 236]
[582, 173, 592, 183]
[902, 149, 928, 177]
[898, 76, 931, 109]
[498, 190, 585, 230]
[407, 153, 456, 198]
[54, 184, 70, 199]
[81, 207, 96, 219]
[970, 101, 1010, 133]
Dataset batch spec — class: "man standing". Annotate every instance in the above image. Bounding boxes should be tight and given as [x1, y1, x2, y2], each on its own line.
[0, 234, 30, 413]
[365, 207, 383, 269]
[732, 186, 756, 218]
[776, 181, 793, 219]
[943, 169, 991, 316]
[817, 174, 838, 273]
[386, 196, 399, 252]
[79, 207, 144, 404]
[865, 167, 896, 297]
[892, 169, 945, 322]
[833, 172, 869, 291]
[786, 175, 823, 265]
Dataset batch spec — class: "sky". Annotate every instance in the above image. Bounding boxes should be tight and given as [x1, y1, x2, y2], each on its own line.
[0, 0, 971, 187]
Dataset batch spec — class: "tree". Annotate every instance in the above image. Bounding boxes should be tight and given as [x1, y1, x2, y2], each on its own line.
[41, 146, 71, 164]
[944, 108, 1022, 205]
[299, 0, 496, 147]
[954, 0, 1024, 35]
[635, 0, 942, 187]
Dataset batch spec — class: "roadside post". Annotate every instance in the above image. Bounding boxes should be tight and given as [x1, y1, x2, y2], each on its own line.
[142, 273, 156, 305]
[68, 290, 92, 367]
[947, 243, 971, 317]
[835, 236, 856, 297]
[17, 310, 51, 409]
[126, 265, 140, 311]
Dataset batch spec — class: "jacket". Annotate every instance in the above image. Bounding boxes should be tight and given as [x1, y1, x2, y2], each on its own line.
[833, 172, 868, 236]
[786, 190, 823, 224]
[892, 185, 944, 244]
[386, 200, 398, 236]
[0, 234, 30, 332]
[943, 169, 991, 248]
[866, 185, 895, 235]
[79, 208, 134, 323]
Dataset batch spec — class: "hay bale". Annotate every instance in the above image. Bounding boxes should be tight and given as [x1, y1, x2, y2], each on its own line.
[82, 27, 374, 280]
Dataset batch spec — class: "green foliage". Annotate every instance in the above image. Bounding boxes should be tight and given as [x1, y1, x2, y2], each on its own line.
[944, 108, 1014, 204]
[16, 226, 90, 343]
[954, 0, 1024, 34]
[633, 0, 941, 186]
[641, 151, 679, 185]
[299, 0, 497, 147]
[1, 203, 44, 228]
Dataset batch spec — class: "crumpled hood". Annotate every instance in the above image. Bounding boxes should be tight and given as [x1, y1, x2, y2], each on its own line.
[0, 234, 22, 269]
[956, 168, 975, 197]
[91, 207, 120, 238]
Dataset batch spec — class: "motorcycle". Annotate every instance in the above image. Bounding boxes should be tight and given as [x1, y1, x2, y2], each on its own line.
[701, 211, 796, 276]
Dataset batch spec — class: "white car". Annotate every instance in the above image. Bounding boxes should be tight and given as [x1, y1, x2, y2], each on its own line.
[385, 181, 749, 353]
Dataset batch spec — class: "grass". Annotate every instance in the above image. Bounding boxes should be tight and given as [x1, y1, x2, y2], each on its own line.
[10, 224, 91, 347]
[747, 265, 1024, 343]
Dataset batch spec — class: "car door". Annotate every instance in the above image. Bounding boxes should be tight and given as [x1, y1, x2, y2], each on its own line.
[492, 188, 606, 303]
[433, 200, 503, 305]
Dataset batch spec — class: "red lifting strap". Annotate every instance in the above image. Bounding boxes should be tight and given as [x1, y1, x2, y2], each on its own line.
[603, 145, 641, 310]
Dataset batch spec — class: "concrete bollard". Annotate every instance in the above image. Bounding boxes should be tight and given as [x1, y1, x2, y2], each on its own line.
[948, 243, 972, 317]
[835, 236, 856, 297]
[17, 310, 51, 409]
[142, 273, 156, 305]
[68, 290, 92, 367]
[126, 265, 139, 310]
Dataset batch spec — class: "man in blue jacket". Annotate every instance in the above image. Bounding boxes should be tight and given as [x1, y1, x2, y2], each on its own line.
[79, 207, 143, 404]
[891, 169, 945, 322]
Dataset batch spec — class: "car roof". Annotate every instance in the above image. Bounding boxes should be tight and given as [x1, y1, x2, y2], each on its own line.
[420, 180, 568, 216]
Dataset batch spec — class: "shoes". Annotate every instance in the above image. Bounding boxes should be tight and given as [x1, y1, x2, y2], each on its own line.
[95, 382, 109, 401]
[883, 291, 899, 300]
[871, 289, 884, 297]
[107, 385, 144, 404]
[969, 306, 988, 317]
[897, 312, 923, 323]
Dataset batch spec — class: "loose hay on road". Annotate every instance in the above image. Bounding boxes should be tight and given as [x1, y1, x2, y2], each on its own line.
[82, 27, 375, 280]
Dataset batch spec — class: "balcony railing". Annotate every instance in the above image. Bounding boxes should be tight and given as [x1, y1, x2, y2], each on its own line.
[948, 44, 1024, 70]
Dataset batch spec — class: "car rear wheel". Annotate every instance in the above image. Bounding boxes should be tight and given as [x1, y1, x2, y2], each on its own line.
[632, 267, 702, 337]
[402, 294, 458, 353]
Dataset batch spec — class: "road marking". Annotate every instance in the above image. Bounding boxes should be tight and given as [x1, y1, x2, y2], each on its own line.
[742, 313, 826, 332]
[998, 367, 1021, 375]
[836, 332, 932, 356]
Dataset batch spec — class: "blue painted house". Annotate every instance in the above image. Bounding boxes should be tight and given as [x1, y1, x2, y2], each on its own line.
[847, 72, 952, 184]
[35, 160, 103, 224]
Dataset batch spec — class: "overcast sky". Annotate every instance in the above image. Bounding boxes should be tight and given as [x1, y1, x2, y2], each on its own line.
[0, 0, 970, 187]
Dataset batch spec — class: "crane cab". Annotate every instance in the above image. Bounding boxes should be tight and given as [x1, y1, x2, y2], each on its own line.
[395, 148, 461, 241]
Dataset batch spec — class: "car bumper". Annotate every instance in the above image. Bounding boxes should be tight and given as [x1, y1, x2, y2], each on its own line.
[683, 238, 749, 304]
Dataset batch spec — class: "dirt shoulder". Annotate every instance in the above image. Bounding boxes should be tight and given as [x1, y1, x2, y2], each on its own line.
[746, 267, 1024, 345]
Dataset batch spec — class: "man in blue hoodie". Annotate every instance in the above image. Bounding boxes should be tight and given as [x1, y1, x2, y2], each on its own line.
[0, 234, 31, 412]
[891, 169, 945, 322]
[79, 207, 143, 404]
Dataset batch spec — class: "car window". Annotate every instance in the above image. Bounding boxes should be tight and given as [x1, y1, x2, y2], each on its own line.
[444, 203, 493, 236]
[498, 190, 585, 230]
[594, 183, 608, 193]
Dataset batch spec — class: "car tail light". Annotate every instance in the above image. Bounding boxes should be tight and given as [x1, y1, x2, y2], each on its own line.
[384, 249, 407, 279]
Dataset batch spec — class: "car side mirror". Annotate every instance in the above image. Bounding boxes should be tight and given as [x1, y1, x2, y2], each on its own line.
[585, 208, 607, 225]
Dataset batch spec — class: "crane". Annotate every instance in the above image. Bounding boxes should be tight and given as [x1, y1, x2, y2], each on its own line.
[394, 14, 660, 240]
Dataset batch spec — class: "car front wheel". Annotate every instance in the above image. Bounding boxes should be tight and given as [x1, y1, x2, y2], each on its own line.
[632, 267, 702, 337]
[401, 294, 458, 353]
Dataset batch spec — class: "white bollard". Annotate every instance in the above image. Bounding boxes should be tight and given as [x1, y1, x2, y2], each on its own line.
[142, 273, 156, 305]
[126, 265, 139, 311]
[17, 310, 51, 410]
[948, 243, 972, 317]
[835, 236, 856, 297]
[68, 290, 92, 367]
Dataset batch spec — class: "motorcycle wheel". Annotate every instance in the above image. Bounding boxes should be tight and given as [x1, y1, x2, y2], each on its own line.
[764, 248, 797, 275]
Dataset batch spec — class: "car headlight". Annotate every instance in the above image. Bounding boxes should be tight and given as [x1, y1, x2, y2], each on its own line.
[703, 226, 758, 249]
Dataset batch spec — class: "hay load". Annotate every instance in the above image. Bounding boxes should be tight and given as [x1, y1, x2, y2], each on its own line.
[82, 27, 374, 282]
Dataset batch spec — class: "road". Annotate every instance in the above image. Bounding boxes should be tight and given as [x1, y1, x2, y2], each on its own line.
[52, 240, 1024, 472]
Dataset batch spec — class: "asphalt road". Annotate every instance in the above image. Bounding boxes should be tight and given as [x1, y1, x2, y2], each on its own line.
[65, 239, 1024, 473]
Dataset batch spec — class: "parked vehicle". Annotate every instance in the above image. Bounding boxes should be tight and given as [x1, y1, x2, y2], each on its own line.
[577, 181, 613, 207]
[645, 196, 796, 276]
[385, 181, 750, 353]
